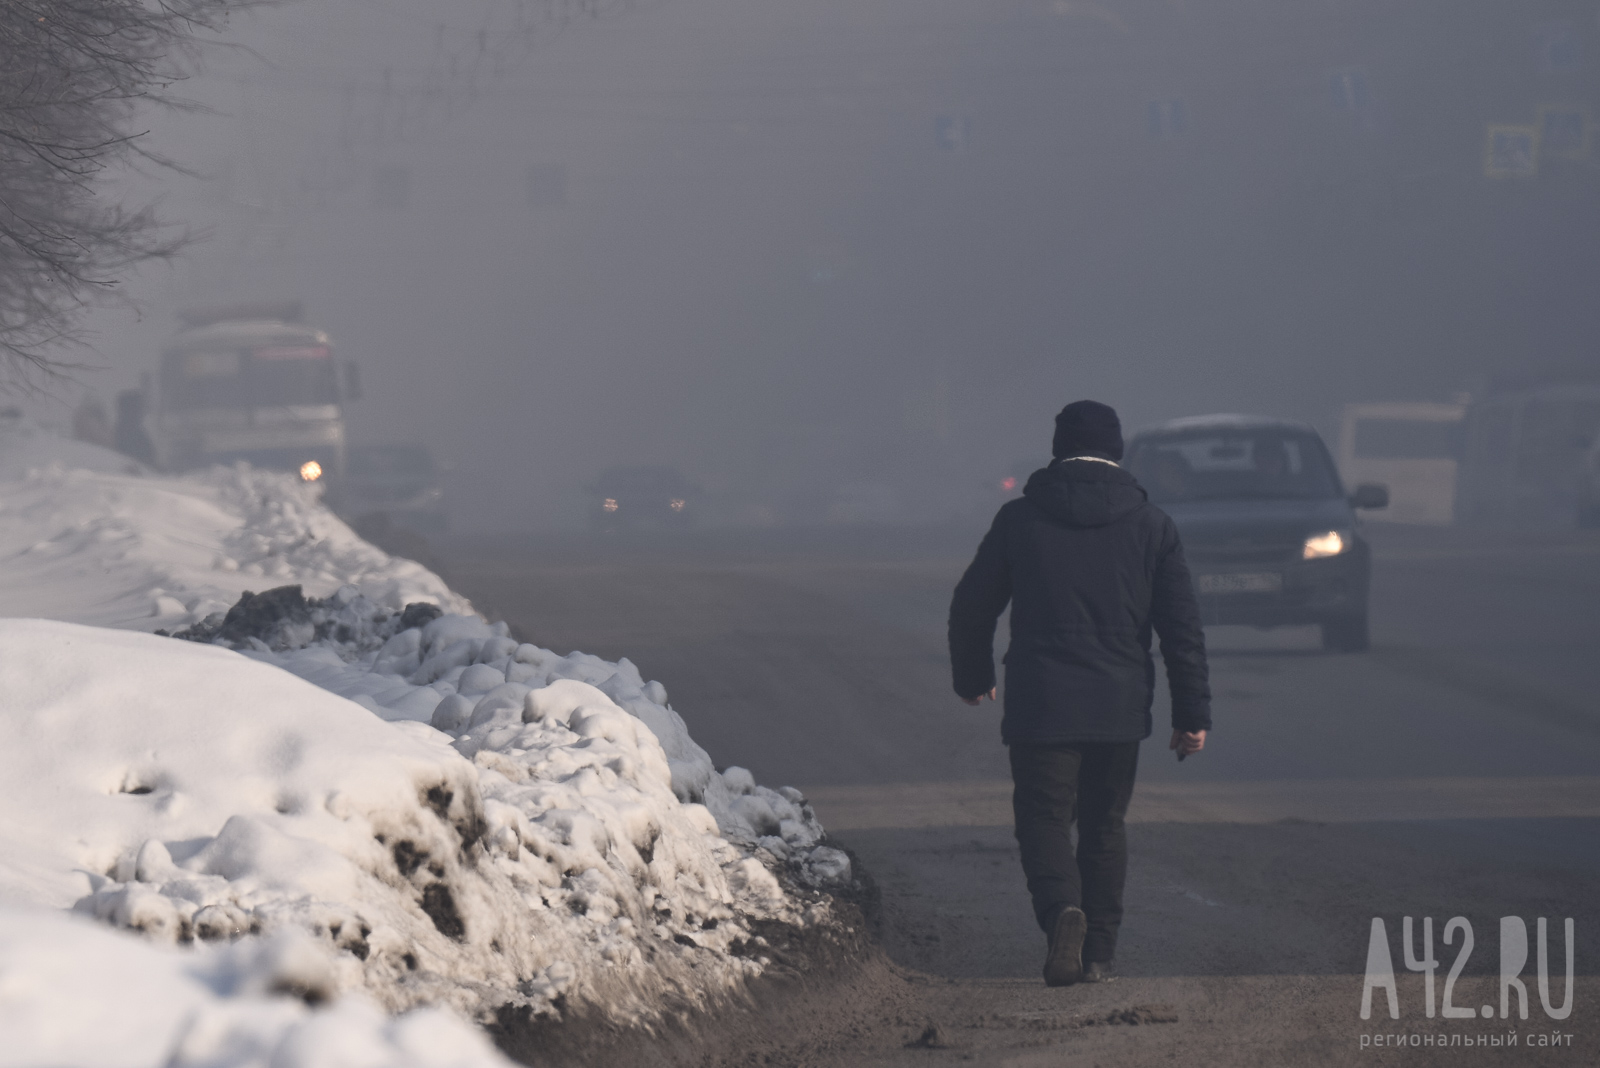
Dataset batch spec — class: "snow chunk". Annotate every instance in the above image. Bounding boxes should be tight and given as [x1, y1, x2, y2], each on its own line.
[0, 905, 514, 1068]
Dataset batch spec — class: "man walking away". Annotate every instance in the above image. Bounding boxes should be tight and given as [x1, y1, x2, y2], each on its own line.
[948, 400, 1211, 987]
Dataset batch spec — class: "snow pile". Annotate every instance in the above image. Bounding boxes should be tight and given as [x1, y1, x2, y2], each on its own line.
[0, 620, 843, 1032]
[0, 447, 466, 629]
[243, 595, 844, 873]
[0, 410, 149, 479]
[0, 907, 511, 1068]
[163, 582, 850, 884]
[0, 426, 853, 1059]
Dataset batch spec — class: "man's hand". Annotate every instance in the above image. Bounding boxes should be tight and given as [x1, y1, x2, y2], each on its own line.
[1169, 729, 1206, 757]
[962, 688, 997, 707]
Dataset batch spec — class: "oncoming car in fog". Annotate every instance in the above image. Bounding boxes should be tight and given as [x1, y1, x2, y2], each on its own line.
[340, 444, 447, 534]
[1125, 415, 1389, 652]
[588, 466, 698, 532]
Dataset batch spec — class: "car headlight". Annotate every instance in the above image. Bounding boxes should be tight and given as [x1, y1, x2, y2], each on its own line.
[1302, 530, 1350, 559]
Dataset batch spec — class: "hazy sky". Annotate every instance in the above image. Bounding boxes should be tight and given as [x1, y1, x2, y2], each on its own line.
[67, 0, 1600, 529]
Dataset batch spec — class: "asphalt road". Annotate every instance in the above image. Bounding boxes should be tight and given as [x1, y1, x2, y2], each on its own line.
[441, 522, 1600, 1066]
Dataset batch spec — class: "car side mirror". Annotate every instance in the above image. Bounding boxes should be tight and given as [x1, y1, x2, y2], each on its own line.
[1351, 483, 1389, 510]
[343, 362, 362, 402]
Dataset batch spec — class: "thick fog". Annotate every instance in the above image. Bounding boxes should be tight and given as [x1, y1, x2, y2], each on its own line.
[74, 0, 1600, 530]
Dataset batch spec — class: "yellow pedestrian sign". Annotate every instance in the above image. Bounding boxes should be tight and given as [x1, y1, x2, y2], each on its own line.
[1484, 124, 1539, 178]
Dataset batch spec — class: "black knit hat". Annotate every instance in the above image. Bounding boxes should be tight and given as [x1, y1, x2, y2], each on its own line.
[1052, 400, 1123, 461]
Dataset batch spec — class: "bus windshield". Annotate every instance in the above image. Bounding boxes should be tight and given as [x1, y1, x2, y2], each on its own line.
[1127, 430, 1343, 503]
[162, 346, 338, 409]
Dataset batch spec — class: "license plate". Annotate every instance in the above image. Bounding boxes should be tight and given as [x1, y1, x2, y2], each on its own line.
[1197, 572, 1282, 594]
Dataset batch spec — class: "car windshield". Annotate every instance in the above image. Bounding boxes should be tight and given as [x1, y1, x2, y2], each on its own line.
[1127, 429, 1342, 503]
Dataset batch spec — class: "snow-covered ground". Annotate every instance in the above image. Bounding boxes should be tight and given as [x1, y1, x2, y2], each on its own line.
[0, 908, 511, 1068]
[0, 413, 466, 630]
[0, 422, 849, 1066]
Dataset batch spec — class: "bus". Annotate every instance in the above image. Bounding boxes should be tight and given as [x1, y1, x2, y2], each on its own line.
[1337, 402, 1465, 525]
[146, 302, 359, 487]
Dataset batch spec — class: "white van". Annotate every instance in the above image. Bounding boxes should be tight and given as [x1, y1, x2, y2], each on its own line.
[1337, 402, 1465, 525]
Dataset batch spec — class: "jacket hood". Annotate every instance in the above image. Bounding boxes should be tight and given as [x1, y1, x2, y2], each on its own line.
[1022, 459, 1148, 528]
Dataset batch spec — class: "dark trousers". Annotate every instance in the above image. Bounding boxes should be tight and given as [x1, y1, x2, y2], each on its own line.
[1008, 740, 1140, 963]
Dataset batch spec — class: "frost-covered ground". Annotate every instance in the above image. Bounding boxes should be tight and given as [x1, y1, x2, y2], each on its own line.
[0, 423, 850, 1065]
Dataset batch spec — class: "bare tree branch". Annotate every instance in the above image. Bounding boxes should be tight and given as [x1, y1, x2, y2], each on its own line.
[0, 0, 251, 384]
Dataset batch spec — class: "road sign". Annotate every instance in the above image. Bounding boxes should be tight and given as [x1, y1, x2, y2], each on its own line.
[1483, 124, 1539, 178]
[1533, 21, 1582, 75]
[1328, 68, 1369, 112]
[1147, 100, 1188, 138]
[935, 115, 969, 152]
[1538, 105, 1590, 160]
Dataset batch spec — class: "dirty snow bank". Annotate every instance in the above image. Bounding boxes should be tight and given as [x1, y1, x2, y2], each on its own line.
[1, 618, 845, 1037]
[215, 587, 846, 874]
[0, 428, 853, 1059]
[0, 907, 509, 1068]
[0, 441, 466, 629]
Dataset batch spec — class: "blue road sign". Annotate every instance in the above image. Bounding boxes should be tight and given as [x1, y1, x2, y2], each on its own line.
[1147, 100, 1188, 138]
[1328, 68, 1369, 112]
[1538, 106, 1589, 159]
[1533, 22, 1582, 75]
[935, 115, 969, 152]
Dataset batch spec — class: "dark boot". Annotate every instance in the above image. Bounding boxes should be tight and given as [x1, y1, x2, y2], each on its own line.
[1043, 906, 1086, 986]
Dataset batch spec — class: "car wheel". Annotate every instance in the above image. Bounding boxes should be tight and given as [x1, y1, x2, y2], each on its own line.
[1321, 614, 1369, 653]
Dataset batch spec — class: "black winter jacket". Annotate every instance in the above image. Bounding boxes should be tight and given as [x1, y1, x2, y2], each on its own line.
[949, 458, 1212, 744]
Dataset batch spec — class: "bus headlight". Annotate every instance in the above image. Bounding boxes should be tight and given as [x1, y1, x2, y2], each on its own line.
[299, 460, 323, 482]
[1302, 530, 1349, 559]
